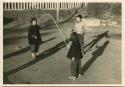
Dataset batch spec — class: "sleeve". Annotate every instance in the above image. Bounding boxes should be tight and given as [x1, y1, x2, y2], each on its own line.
[38, 25, 41, 30]
[33, 26, 40, 36]
[28, 27, 32, 40]
[70, 33, 75, 41]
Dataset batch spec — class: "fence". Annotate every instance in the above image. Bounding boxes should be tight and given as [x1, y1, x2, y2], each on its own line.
[3, 2, 87, 10]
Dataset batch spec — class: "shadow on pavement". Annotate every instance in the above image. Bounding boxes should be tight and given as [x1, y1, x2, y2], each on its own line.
[3, 31, 110, 84]
[4, 37, 56, 59]
[81, 40, 110, 75]
[84, 31, 110, 53]
[3, 31, 56, 45]
[3, 17, 16, 25]
[4, 39, 69, 84]
[3, 23, 30, 35]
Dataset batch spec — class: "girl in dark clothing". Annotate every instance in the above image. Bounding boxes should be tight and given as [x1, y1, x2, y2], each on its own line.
[28, 18, 42, 58]
[67, 32, 83, 80]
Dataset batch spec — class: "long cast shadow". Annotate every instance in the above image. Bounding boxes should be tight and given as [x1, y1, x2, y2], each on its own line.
[84, 31, 110, 53]
[81, 40, 110, 75]
[3, 23, 30, 35]
[4, 31, 56, 45]
[4, 37, 56, 59]
[3, 17, 16, 25]
[4, 39, 69, 78]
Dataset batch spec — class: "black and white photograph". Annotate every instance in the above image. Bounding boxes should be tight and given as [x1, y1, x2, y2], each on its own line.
[2, 86, 124, 87]
[3, 0, 123, 85]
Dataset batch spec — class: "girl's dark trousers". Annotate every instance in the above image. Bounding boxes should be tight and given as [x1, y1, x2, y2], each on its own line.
[71, 58, 82, 77]
[30, 44, 40, 53]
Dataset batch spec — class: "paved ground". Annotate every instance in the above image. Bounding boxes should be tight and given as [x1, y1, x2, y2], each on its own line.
[3, 17, 121, 84]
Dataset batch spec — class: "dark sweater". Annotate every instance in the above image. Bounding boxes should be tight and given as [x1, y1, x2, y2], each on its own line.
[67, 32, 83, 60]
[28, 25, 42, 45]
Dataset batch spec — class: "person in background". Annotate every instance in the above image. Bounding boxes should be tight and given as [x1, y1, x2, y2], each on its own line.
[67, 32, 83, 80]
[28, 18, 42, 58]
[74, 14, 86, 55]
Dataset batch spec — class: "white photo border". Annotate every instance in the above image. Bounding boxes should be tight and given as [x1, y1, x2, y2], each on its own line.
[1, 0, 124, 86]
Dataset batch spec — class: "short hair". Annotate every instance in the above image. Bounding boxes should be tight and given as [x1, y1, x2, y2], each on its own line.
[31, 18, 37, 23]
[76, 14, 82, 19]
